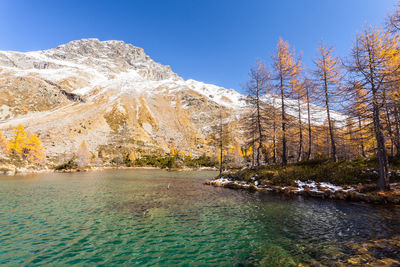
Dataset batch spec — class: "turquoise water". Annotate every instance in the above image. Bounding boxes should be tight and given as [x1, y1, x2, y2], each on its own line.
[0, 169, 399, 266]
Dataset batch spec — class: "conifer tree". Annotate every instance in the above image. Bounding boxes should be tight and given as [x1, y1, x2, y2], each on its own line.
[271, 98, 278, 164]
[9, 124, 28, 158]
[218, 109, 224, 174]
[26, 133, 46, 165]
[77, 141, 91, 167]
[8, 125, 46, 164]
[245, 59, 271, 167]
[290, 70, 306, 162]
[387, 1, 400, 33]
[271, 38, 301, 165]
[303, 78, 314, 160]
[348, 27, 400, 190]
[313, 43, 341, 162]
[0, 130, 9, 156]
[210, 108, 231, 174]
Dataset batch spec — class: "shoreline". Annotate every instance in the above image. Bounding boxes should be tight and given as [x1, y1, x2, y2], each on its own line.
[205, 177, 400, 205]
[0, 165, 219, 176]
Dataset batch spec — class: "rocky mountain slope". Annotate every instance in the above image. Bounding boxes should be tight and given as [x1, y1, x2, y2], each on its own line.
[0, 38, 345, 161]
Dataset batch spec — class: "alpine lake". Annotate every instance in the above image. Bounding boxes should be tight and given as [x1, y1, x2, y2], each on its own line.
[0, 169, 399, 266]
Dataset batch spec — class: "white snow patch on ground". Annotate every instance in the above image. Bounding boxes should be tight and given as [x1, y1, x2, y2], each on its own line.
[295, 180, 353, 193]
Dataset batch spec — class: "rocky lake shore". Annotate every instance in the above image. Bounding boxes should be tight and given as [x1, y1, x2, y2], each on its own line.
[206, 176, 400, 204]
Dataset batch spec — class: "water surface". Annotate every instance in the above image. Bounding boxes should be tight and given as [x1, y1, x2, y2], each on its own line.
[0, 169, 399, 265]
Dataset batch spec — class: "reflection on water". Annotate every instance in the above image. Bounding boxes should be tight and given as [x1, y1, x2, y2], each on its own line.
[0, 169, 399, 265]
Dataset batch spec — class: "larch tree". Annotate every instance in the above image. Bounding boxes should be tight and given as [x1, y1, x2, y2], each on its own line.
[218, 109, 224, 175]
[211, 108, 231, 175]
[77, 141, 91, 167]
[303, 78, 314, 160]
[271, 38, 301, 165]
[387, 1, 400, 33]
[348, 27, 400, 191]
[9, 124, 28, 158]
[312, 43, 341, 162]
[245, 59, 271, 167]
[26, 133, 46, 165]
[8, 125, 46, 164]
[271, 98, 278, 164]
[349, 81, 369, 158]
[0, 130, 9, 156]
[394, 105, 400, 157]
[385, 1, 400, 157]
[290, 69, 306, 162]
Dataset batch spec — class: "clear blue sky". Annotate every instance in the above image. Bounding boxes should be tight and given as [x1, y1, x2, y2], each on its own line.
[0, 0, 395, 92]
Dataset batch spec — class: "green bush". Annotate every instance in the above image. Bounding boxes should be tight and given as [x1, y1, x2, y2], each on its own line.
[183, 154, 218, 168]
[54, 159, 78, 170]
[133, 155, 178, 169]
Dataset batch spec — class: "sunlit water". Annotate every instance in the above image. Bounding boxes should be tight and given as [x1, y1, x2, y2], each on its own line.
[0, 169, 399, 266]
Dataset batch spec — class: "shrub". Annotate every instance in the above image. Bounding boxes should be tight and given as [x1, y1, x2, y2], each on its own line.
[133, 155, 178, 169]
[54, 159, 78, 170]
[183, 154, 217, 168]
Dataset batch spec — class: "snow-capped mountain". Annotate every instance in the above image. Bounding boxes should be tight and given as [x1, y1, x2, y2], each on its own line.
[0, 38, 345, 159]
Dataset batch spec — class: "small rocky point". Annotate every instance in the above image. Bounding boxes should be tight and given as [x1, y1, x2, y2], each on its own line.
[206, 178, 400, 204]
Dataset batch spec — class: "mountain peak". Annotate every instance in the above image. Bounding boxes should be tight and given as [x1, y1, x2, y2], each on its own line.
[53, 38, 139, 54]
[0, 38, 178, 81]
[44, 38, 177, 81]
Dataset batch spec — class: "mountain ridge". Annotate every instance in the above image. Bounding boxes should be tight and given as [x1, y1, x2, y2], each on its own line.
[0, 38, 345, 162]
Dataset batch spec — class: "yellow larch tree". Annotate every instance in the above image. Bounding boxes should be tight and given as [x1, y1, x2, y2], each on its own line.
[8, 125, 46, 164]
[9, 124, 28, 157]
[25, 133, 46, 165]
[271, 38, 301, 165]
[348, 27, 400, 190]
[313, 43, 342, 162]
[0, 130, 9, 156]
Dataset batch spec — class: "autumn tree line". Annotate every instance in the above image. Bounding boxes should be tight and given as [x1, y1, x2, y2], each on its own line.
[241, 4, 400, 191]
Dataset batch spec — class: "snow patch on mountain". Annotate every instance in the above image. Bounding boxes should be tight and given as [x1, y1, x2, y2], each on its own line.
[0, 38, 347, 128]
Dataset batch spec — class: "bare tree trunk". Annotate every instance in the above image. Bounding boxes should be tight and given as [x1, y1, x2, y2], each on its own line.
[297, 98, 303, 161]
[252, 132, 255, 168]
[373, 97, 390, 190]
[256, 84, 262, 167]
[358, 116, 366, 158]
[384, 103, 394, 157]
[280, 74, 287, 165]
[219, 110, 223, 176]
[394, 106, 400, 157]
[306, 87, 312, 160]
[272, 98, 277, 163]
[273, 121, 277, 164]
[324, 76, 337, 161]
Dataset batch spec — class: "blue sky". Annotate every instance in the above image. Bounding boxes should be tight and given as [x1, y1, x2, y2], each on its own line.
[0, 0, 395, 92]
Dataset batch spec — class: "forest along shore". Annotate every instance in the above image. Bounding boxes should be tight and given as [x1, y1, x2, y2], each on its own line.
[0, 164, 218, 176]
[206, 158, 400, 204]
[0, 148, 219, 176]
